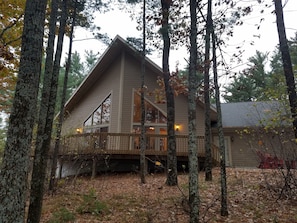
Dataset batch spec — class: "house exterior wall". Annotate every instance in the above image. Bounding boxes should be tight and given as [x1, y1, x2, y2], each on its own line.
[120, 52, 206, 136]
[62, 48, 208, 137]
[231, 134, 260, 167]
[220, 131, 259, 167]
[120, 52, 143, 133]
[61, 38, 267, 168]
[61, 37, 276, 169]
[61, 56, 122, 135]
[229, 129, 295, 168]
[174, 95, 205, 135]
[122, 52, 167, 116]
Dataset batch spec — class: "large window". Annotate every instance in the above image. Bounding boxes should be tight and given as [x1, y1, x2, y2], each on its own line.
[83, 94, 111, 132]
[133, 92, 167, 124]
[132, 91, 167, 151]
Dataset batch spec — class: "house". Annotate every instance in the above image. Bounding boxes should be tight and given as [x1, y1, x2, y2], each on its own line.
[59, 35, 276, 174]
[219, 101, 296, 168]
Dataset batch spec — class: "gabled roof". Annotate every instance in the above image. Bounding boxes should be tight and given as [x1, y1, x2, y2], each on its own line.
[220, 101, 288, 128]
[64, 35, 162, 113]
[64, 35, 218, 120]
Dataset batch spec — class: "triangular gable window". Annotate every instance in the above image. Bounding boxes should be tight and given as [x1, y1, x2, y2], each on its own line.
[133, 91, 167, 124]
[83, 94, 111, 131]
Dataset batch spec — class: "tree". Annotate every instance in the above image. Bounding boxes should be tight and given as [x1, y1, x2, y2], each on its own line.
[268, 34, 297, 100]
[140, 0, 146, 184]
[204, 0, 213, 182]
[84, 50, 99, 71]
[274, 0, 297, 138]
[49, 0, 77, 191]
[0, 0, 25, 114]
[48, 0, 106, 190]
[27, 0, 65, 221]
[56, 50, 98, 113]
[212, 20, 228, 218]
[247, 51, 269, 99]
[0, 0, 47, 221]
[0, 0, 100, 115]
[59, 51, 85, 106]
[223, 51, 269, 102]
[223, 73, 255, 102]
[160, 0, 178, 186]
[223, 33, 297, 102]
[67, 51, 85, 91]
[188, 0, 199, 221]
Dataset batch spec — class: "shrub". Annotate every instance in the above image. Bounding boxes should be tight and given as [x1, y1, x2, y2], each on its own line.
[77, 189, 108, 216]
[48, 207, 75, 223]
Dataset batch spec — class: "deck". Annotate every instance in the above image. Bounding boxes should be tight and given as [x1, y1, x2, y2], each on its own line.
[57, 132, 220, 163]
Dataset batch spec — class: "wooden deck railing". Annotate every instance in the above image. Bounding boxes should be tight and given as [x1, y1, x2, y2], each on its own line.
[59, 132, 220, 163]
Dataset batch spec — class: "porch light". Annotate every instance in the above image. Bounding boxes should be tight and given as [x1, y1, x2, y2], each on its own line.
[175, 124, 180, 131]
[76, 128, 82, 134]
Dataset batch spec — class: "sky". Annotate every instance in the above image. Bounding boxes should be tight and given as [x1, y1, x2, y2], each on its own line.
[65, 0, 297, 83]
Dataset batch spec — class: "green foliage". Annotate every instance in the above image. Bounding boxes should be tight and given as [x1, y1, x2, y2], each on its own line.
[126, 37, 153, 54]
[48, 207, 76, 223]
[223, 33, 297, 102]
[66, 50, 98, 96]
[223, 51, 270, 102]
[223, 72, 256, 102]
[56, 50, 98, 113]
[76, 189, 108, 216]
[84, 50, 99, 71]
[267, 33, 297, 100]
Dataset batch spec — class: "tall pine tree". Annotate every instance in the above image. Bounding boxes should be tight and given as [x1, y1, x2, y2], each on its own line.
[0, 0, 47, 221]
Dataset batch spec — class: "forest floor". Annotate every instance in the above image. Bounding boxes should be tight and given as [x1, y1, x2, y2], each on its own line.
[40, 167, 297, 223]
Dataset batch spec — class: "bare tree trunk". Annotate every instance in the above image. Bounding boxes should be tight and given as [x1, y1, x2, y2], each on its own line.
[204, 0, 212, 182]
[27, 0, 59, 222]
[140, 0, 146, 184]
[0, 0, 47, 222]
[188, 0, 199, 221]
[212, 27, 228, 217]
[161, 0, 178, 186]
[49, 0, 76, 191]
[274, 0, 297, 138]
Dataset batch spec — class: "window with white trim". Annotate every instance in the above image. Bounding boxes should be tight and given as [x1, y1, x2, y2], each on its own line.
[83, 94, 111, 132]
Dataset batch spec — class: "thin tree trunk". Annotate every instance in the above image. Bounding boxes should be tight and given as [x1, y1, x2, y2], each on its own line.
[161, 0, 178, 186]
[188, 0, 199, 221]
[49, 0, 76, 191]
[274, 0, 297, 138]
[212, 27, 228, 217]
[0, 0, 47, 222]
[204, 0, 212, 182]
[140, 0, 146, 184]
[27, 0, 59, 221]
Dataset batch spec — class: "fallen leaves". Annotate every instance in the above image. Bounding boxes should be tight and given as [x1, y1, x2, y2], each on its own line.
[41, 168, 297, 222]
